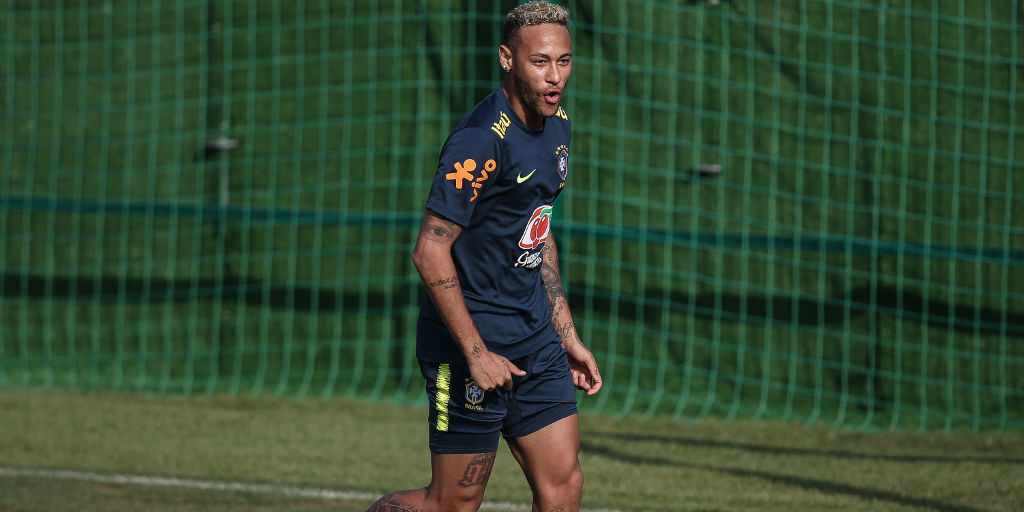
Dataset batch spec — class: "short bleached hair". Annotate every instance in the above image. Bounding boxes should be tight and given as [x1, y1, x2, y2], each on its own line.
[502, 1, 570, 50]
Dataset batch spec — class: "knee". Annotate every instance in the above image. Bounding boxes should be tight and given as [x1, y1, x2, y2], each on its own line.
[565, 462, 584, 495]
[562, 463, 586, 505]
[535, 461, 584, 508]
[554, 457, 584, 493]
[425, 484, 486, 512]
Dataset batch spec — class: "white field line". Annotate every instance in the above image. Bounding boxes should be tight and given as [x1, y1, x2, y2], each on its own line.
[0, 466, 628, 512]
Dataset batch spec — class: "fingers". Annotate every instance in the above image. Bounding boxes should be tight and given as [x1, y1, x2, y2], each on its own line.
[472, 355, 526, 392]
[505, 359, 527, 377]
[572, 370, 589, 391]
[586, 363, 603, 395]
[571, 369, 599, 395]
[498, 358, 526, 391]
[567, 354, 603, 396]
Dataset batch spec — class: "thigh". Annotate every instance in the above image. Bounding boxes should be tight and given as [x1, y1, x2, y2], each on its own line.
[419, 360, 505, 509]
[425, 451, 497, 508]
[502, 341, 578, 439]
[430, 451, 498, 490]
[505, 413, 582, 492]
[366, 451, 500, 512]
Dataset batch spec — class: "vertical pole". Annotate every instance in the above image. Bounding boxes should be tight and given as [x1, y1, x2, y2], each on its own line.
[202, 0, 239, 394]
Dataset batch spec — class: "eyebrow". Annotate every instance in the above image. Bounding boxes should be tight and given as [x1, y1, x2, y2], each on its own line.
[528, 52, 573, 59]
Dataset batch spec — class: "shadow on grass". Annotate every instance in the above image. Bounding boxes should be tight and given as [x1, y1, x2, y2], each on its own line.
[588, 431, 1024, 465]
[582, 436, 998, 512]
[585, 440, 991, 512]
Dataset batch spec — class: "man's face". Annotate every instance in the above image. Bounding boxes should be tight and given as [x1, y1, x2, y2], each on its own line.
[504, 23, 572, 124]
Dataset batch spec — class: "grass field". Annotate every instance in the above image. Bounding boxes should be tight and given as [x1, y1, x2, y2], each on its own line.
[0, 389, 1021, 512]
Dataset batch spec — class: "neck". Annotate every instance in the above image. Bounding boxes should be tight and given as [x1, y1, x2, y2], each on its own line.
[501, 79, 544, 131]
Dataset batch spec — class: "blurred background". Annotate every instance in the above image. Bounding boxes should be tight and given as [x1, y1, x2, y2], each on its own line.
[1, 0, 1021, 433]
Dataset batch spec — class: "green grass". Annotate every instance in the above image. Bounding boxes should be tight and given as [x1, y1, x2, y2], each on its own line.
[0, 477, 363, 512]
[1, 389, 1021, 512]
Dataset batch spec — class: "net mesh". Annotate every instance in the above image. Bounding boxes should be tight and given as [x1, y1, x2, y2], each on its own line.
[1, 0, 1021, 431]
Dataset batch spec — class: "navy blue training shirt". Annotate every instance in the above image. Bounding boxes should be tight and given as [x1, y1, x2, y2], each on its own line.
[417, 88, 572, 362]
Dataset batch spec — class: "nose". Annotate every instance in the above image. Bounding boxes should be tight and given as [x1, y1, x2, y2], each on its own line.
[546, 63, 561, 84]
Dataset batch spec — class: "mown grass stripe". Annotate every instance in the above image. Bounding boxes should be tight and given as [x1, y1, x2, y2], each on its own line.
[0, 466, 631, 512]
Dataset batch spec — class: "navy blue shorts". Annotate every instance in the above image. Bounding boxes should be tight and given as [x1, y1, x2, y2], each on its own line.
[419, 340, 578, 454]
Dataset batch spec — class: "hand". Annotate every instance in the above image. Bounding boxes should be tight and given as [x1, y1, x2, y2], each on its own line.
[563, 340, 602, 396]
[467, 347, 526, 391]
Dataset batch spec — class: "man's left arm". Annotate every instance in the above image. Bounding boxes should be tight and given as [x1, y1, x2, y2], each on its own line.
[541, 234, 602, 395]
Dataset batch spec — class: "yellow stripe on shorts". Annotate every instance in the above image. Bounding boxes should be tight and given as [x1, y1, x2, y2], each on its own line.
[435, 363, 451, 432]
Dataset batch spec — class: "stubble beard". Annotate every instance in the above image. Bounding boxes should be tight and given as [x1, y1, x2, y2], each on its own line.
[512, 71, 558, 123]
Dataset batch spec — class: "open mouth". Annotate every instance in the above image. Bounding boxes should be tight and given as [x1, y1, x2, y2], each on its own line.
[544, 91, 562, 104]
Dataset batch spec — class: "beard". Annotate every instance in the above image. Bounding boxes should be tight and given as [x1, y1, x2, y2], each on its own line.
[512, 70, 559, 122]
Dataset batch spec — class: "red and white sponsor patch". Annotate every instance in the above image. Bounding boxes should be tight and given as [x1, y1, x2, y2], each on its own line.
[519, 205, 552, 250]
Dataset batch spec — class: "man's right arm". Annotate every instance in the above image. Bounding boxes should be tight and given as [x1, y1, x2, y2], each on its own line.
[411, 208, 525, 390]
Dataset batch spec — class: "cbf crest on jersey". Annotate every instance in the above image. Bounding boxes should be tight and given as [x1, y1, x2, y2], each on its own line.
[554, 144, 569, 183]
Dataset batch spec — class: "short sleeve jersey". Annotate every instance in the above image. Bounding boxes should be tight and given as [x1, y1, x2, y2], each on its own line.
[417, 88, 572, 362]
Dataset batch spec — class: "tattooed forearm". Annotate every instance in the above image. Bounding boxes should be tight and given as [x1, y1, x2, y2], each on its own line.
[542, 265, 567, 310]
[557, 320, 575, 340]
[549, 298, 567, 318]
[540, 244, 567, 311]
[541, 238, 580, 343]
[428, 274, 459, 290]
[458, 453, 496, 487]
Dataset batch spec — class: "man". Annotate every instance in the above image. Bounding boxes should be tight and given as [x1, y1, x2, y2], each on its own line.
[366, 2, 602, 511]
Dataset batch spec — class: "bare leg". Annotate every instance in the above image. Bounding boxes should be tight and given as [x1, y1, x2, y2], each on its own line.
[365, 489, 424, 512]
[505, 414, 583, 512]
[365, 451, 496, 512]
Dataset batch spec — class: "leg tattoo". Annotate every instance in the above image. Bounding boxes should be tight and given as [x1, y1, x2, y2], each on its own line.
[458, 452, 496, 487]
[365, 494, 418, 512]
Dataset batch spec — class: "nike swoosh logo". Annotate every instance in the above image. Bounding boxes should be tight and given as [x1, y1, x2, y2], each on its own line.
[516, 169, 537, 184]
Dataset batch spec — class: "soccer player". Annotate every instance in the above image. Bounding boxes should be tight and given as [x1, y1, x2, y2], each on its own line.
[365, 2, 602, 511]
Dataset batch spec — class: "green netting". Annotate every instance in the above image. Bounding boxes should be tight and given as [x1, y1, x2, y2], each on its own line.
[1, 0, 1021, 431]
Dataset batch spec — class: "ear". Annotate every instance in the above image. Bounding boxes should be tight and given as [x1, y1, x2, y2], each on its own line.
[498, 45, 513, 72]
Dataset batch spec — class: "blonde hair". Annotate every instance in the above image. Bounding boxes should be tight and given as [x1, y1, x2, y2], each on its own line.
[502, 1, 570, 50]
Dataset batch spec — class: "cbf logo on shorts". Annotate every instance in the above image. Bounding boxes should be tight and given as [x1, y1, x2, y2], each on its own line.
[465, 379, 484, 411]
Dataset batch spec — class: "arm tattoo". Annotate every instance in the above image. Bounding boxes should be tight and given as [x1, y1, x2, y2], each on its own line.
[540, 243, 567, 311]
[421, 213, 459, 242]
[424, 224, 454, 240]
[541, 239, 578, 341]
[428, 274, 459, 290]
[458, 453, 496, 487]
[558, 321, 575, 340]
